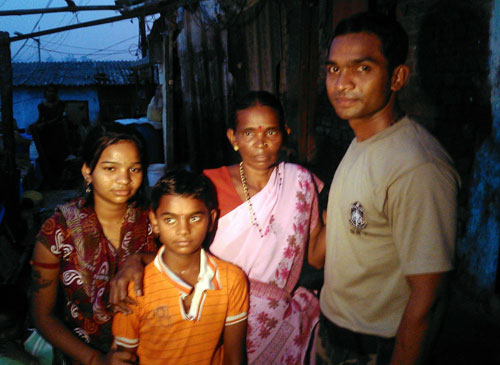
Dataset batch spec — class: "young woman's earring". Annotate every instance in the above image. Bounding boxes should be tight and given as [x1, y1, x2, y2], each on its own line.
[233, 145, 239, 152]
[86, 181, 92, 194]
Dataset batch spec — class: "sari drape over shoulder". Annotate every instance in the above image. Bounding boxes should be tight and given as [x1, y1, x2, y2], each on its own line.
[205, 162, 323, 364]
[37, 198, 158, 352]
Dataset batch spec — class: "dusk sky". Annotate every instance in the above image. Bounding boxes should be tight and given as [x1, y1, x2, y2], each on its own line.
[1, 1, 159, 62]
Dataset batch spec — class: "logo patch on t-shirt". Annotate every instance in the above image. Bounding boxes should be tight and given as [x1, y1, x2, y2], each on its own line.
[349, 201, 367, 234]
[152, 305, 172, 328]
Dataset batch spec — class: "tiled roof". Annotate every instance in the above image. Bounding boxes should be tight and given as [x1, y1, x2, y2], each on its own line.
[12, 60, 138, 87]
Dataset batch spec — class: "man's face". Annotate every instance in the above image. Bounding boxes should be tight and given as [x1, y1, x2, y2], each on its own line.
[326, 32, 392, 122]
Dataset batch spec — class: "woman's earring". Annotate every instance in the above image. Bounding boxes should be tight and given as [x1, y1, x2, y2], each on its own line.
[86, 181, 92, 194]
[233, 145, 239, 152]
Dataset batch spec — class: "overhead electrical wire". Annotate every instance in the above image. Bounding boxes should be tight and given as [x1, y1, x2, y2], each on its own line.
[10, 0, 140, 61]
[12, 0, 54, 61]
[22, 43, 133, 57]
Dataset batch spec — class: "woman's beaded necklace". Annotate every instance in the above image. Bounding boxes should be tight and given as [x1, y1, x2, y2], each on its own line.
[239, 161, 264, 237]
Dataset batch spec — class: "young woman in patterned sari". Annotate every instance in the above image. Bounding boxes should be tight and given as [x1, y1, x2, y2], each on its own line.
[204, 91, 325, 364]
[31, 124, 157, 365]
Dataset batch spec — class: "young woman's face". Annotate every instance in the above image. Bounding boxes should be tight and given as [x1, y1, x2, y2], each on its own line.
[228, 104, 283, 171]
[82, 140, 143, 207]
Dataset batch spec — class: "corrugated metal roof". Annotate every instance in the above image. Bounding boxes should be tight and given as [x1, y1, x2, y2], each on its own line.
[12, 60, 138, 87]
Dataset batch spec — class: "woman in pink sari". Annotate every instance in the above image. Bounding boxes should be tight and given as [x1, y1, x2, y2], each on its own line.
[204, 91, 325, 364]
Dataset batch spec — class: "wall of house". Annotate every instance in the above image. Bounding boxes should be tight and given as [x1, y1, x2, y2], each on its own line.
[13, 86, 100, 130]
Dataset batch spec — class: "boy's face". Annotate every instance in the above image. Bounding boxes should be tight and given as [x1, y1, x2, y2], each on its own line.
[149, 194, 217, 258]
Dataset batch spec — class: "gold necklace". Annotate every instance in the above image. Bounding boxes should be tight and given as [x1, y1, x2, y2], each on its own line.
[239, 161, 264, 237]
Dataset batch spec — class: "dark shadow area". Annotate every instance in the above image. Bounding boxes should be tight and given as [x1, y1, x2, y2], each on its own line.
[309, 90, 354, 186]
[416, 0, 492, 239]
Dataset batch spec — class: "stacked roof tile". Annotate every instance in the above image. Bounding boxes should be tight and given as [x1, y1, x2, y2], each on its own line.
[12, 60, 138, 87]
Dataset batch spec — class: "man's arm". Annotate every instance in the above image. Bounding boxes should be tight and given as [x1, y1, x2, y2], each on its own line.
[391, 272, 449, 365]
[308, 209, 327, 269]
[223, 320, 247, 364]
[109, 253, 155, 314]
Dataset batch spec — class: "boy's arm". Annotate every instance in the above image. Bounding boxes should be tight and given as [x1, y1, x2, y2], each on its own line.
[110, 252, 155, 314]
[112, 284, 141, 364]
[223, 320, 247, 365]
[223, 265, 250, 365]
[106, 342, 137, 365]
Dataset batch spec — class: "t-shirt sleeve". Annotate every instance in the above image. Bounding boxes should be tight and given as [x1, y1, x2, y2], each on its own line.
[112, 284, 141, 349]
[387, 162, 458, 275]
[225, 265, 249, 326]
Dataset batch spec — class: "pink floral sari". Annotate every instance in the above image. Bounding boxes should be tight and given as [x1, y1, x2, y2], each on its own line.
[208, 162, 323, 364]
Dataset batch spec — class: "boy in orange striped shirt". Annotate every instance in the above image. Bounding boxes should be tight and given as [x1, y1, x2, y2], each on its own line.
[112, 169, 249, 364]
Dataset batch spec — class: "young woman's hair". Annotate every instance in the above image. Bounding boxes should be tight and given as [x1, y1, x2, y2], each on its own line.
[81, 122, 148, 207]
[150, 169, 218, 212]
[332, 11, 409, 73]
[231, 91, 287, 138]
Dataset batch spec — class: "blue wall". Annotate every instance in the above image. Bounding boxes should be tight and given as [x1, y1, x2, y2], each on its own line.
[13, 86, 100, 130]
[457, 0, 500, 294]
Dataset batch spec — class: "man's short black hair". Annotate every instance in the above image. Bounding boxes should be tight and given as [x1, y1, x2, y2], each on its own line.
[333, 12, 409, 72]
[151, 169, 218, 212]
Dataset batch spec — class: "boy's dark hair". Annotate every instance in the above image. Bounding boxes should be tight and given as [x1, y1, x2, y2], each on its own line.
[333, 12, 408, 72]
[151, 169, 218, 212]
[231, 91, 287, 140]
[81, 122, 148, 207]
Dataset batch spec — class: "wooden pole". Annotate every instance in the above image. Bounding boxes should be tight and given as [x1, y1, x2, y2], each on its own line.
[9, 13, 141, 42]
[0, 5, 118, 16]
[139, 16, 148, 58]
[165, 16, 176, 167]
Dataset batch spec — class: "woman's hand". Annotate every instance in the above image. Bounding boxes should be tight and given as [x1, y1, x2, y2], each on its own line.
[109, 254, 151, 314]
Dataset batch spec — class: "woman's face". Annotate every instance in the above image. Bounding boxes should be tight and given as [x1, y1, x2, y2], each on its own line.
[228, 105, 283, 171]
[82, 140, 143, 207]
